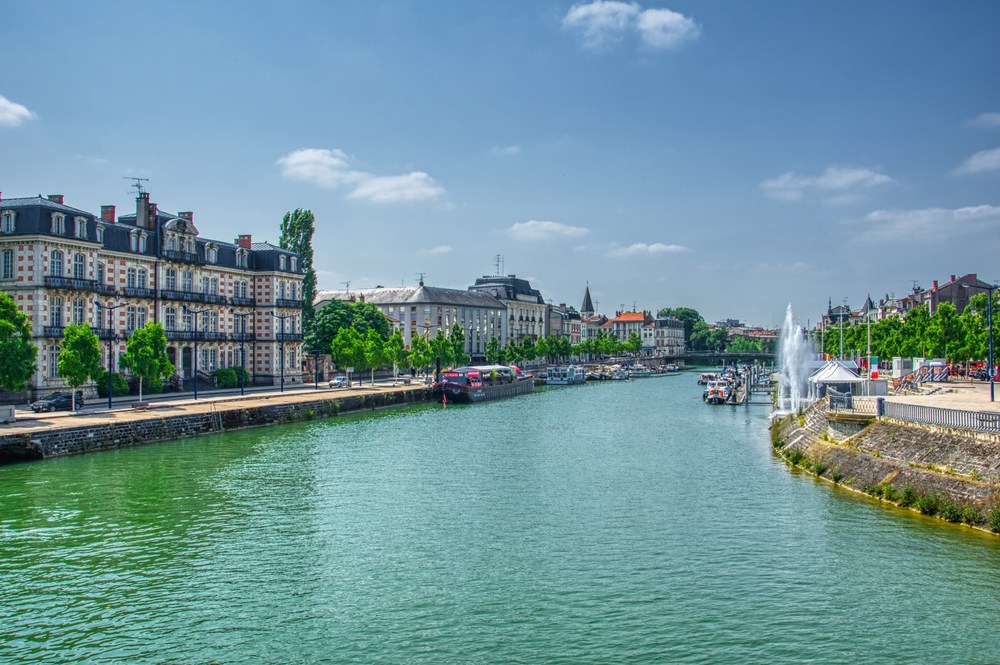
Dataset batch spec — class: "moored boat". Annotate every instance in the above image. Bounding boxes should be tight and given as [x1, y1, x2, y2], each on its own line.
[437, 365, 535, 403]
[703, 379, 730, 405]
[547, 365, 587, 385]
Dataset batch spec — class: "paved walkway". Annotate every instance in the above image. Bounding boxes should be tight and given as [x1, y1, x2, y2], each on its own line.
[884, 380, 1000, 413]
[2, 380, 432, 435]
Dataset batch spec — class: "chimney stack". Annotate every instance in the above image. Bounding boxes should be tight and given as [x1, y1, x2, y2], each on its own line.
[101, 205, 116, 223]
[178, 211, 193, 222]
[48, 194, 64, 205]
[136, 192, 150, 228]
[933, 280, 938, 290]
[950, 275, 956, 283]
[237, 234, 252, 249]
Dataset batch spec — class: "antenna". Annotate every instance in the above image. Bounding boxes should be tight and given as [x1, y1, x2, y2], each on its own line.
[493, 254, 504, 277]
[911, 280, 920, 292]
[416, 272, 426, 286]
[632, 300, 638, 312]
[123, 176, 149, 195]
[341, 281, 351, 293]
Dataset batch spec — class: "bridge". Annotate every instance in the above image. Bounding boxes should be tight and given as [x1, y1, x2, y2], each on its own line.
[677, 351, 776, 365]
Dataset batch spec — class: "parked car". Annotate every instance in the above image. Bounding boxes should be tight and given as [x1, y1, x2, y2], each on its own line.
[328, 376, 348, 388]
[30, 391, 84, 413]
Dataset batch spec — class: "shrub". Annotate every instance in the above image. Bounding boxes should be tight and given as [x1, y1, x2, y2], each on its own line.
[939, 501, 962, 523]
[881, 484, 899, 502]
[988, 504, 1000, 533]
[214, 367, 238, 389]
[914, 493, 940, 516]
[961, 506, 983, 525]
[142, 374, 164, 394]
[813, 463, 828, 477]
[898, 485, 917, 508]
[787, 450, 804, 466]
[95, 370, 129, 397]
[831, 470, 844, 484]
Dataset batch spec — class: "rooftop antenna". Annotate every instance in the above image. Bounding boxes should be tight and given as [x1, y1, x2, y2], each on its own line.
[911, 280, 920, 292]
[123, 176, 149, 195]
[341, 281, 351, 294]
[632, 300, 638, 311]
[493, 254, 504, 277]
[416, 272, 426, 286]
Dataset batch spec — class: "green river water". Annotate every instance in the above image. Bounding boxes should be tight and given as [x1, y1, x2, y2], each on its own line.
[1, 373, 999, 664]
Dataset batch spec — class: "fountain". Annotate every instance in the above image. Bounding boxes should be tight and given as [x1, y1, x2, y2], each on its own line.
[776, 304, 813, 413]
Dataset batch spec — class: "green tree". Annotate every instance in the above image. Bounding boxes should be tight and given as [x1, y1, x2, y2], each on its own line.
[535, 335, 551, 363]
[485, 336, 504, 363]
[330, 326, 365, 385]
[658, 307, 703, 347]
[384, 330, 410, 380]
[626, 331, 643, 355]
[409, 334, 433, 377]
[307, 299, 391, 354]
[0, 292, 38, 395]
[430, 329, 455, 370]
[363, 328, 388, 384]
[279, 209, 316, 330]
[727, 335, 763, 353]
[120, 322, 174, 403]
[519, 335, 537, 362]
[57, 323, 102, 411]
[449, 324, 471, 366]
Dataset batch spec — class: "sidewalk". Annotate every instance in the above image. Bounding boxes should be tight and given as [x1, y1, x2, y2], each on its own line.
[884, 380, 1000, 413]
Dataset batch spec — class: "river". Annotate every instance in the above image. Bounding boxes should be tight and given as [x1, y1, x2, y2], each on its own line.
[1, 373, 998, 663]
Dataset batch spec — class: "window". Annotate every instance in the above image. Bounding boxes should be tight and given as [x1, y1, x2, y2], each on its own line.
[290, 257, 297, 272]
[49, 345, 60, 378]
[206, 245, 218, 263]
[165, 307, 176, 330]
[50, 297, 63, 328]
[182, 270, 193, 291]
[0, 211, 15, 233]
[138, 306, 147, 329]
[139, 233, 147, 252]
[211, 277, 218, 294]
[279, 255, 286, 271]
[201, 276, 211, 294]
[167, 236, 177, 251]
[165, 268, 177, 290]
[127, 267, 137, 288]
[126, 306, 137, 332]
[238, 281, 248, 298]
[129, 231, 138, 252]
[97, 263, 105, 284]
[138, 269, 147, 288]
[50, 213, 66, 234]
[73, 298, 85, 325]
[236, 250, 248, 268]
[1, 249, 13, 280]
[50, 250, 64, 277]
[95, 224, 104, 243]
[183, 310, 193, 331]
[279, 282, 286, 299]
[200, 311, 210, 331]
[74, 217, 87, 239]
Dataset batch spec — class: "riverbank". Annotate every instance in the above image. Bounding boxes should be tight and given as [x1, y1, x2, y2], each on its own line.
[0, 383, 435, 464]
[770, 398, 1000, 533]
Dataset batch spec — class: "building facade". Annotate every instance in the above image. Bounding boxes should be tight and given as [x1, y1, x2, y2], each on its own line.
[468, 275, 547, 343]
[0, 192, 304, 398]
[314, 282, 506, 361]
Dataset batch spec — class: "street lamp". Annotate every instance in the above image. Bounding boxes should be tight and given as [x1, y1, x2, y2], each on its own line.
[963, 282, 996, 402]
[183, 304, 211, 400]
[230, 308, 252, 397]
[267, 311, 292, 392]
[94, 298, 125, 410]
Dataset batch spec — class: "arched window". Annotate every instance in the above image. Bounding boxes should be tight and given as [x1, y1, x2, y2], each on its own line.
[165, 268, 177, 290]
[73, 254, 85, 280]
[279, 282, 286, 299]
[127, 267, 137, 288]
[50, 296, 63, 327]
[165, 307, 176, 331]
[73, 298, 85, 325]
[126, 306, 137, 332]
[97, 263, 105, 284]
[138, 269, 148, 288]
[50, 250, 64, 277]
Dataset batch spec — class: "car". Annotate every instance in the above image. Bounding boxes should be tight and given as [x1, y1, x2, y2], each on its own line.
[30, 391, 85, 413]
[328, 376, 348, 388]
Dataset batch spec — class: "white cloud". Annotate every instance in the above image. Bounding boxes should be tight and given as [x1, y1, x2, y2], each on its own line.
[635, 8, 700, 50]
[860, 205, 1000, 241]
[277, 148, 444, 203]
[418, 245, 453, 256]
[0, 95, 36, 127]
[607, 242, 690, 258]
[508, 220, 592, 241]
[954, 147, 1000, 175]
[563, 1, 698, 52]
[760, 166, 894, 202]
[491, 145, 521, 156]
[970, 112, 1000, 129]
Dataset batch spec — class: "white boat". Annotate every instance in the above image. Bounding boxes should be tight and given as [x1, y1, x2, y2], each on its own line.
[547, 365, 587, 385]
[703, 379, 730, 405]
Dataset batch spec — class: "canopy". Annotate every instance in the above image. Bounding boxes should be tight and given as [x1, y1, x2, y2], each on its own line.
[809, 361, 863, 384]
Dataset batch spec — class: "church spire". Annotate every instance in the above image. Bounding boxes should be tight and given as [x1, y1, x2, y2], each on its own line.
[581, 284, 595, 317]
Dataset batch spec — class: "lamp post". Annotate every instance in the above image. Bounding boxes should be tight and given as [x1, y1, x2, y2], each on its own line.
[964, 282, 996, 402]
[230, 308, 252, 397]
[183, 304, 210, 399]
[268, 311, 292, 392]
[94, 298, 125, 410]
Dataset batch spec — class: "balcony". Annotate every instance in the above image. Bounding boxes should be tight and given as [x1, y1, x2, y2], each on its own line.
[231, 296, 255, 307]
[43, 325, 64, 338]
[122, 286, 155, 299]
[92, 327, 116, 340]
[275, 298, 303, 309]
[164, 329, 230, 342]
[95, 283, 118, 297]
[44, 276, 99, 292]
[160, 289, 227, 306]
[163, 249, 199, 264]
[231, 332, 257, 343]
[275, 332, 304, 342]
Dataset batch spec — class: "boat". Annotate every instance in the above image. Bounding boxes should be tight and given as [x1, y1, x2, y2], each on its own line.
[437, 365, 536, 403]
[698, 372, 717, 385]
[703, 379, 730, 405]
[546, 365, 587, 385]
[665, 364, 679, 372]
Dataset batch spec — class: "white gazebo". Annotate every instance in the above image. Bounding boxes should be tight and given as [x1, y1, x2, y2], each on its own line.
[809, 361, 863, 397]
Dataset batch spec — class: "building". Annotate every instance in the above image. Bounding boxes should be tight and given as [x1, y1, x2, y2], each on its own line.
[468, 274, 547, 342]
[0, 192, 304, 398]
[547, 303, 583, 345]
[610, 310, 654, 342]
[314, 281, 506, 360]
[646, 316, 685, 356]
[926, 273, 993, 315]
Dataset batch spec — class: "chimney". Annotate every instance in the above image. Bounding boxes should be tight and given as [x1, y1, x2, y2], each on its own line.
[933, 280, 938, 290]
[101, 205, 116, 223]
[950, 275, 956, 283]
[136, 192, 150, 228]
[48, 194, 64, 205]
[178, 211, 193, 221]
[237, 234, 252, 249]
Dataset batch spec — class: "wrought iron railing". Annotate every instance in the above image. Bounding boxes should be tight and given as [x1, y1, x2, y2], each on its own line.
[122, 286, 155, 299]
[883, 402, 1000, 434]
[231, 296, 255, 307]
[43, 325, 64, 338]
[160, 289, 226, 305]
[163, 249, 199, 264]
[44, 276, 98, 292]
[275, 298, 303, 309]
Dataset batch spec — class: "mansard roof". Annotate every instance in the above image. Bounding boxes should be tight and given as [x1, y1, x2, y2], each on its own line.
[315, 284, 504, 310]
[469, 274, 544, 304]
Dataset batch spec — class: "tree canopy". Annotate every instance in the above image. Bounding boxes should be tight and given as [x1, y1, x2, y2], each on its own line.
[120, 322, 174, 402]
[57, 323, 102, 410]
[279, 209, 316, 330]
[0, 292, 38, 394]
[308, 299, 391, 354]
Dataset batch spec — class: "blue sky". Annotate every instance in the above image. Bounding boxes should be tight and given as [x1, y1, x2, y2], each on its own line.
[2, 1, 998, 327]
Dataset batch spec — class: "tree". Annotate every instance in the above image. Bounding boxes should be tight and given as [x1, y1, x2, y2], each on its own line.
[120, 322, 174, 403]
[409, 334, 433, 376]
[384, 330, 410, 381]
[535, 336, 551, 363]
[330, 327, 365, 385]
[308, 300, 391, 353]
[279, 209, 316, 330]
[449, 324, 471, 366]
[430, 329, 455, 370]
[363, 328, 388, 384]
[57, 323, 102, 411]
[727, 335, 763, 353]
[0, 292, 38, 394]
[626, 331, 643, 355]
[658, 307, 703, 347]
[485, 336, 503, 363]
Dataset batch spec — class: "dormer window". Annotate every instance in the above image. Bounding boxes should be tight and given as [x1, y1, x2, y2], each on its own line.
[236, 249, 248, 268]
[138, 232, 147, 253]
[0, 210, 15, 233]
[74, 216, 88, 239]
[290, 257, 297, 272]
[129, 230, 139, 252]
[206, 244, 218, 263]
[51, 213, 66, 235]
[95, 223, 104, 243]
[279, 255, 287, 271]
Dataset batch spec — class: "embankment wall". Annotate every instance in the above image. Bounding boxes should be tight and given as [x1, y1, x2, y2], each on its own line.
[0, 388, 434, 464]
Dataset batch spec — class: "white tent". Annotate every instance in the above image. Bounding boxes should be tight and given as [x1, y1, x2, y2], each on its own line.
[809, 361, 863, 384]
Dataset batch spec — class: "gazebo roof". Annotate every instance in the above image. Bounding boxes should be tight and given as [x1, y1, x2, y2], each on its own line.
[809, 361, 863, 384]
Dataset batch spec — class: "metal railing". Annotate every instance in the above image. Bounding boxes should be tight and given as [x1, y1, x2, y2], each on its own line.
[43, 325, 64, 338]
[827, 394, 879, 415]
[163, 249, 199, 264]
[44, 276, 98, 292]
[160, 289, 226, 305]
[231, 296, 255, 307]
[275, 298, 303, 309]
[884, 402, 1000, 434]
[122, 286, 155, 299]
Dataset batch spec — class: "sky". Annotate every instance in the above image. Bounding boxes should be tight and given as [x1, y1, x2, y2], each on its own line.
[2, 1, 999, 328]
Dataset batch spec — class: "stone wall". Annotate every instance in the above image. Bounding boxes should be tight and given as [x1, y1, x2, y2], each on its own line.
[0, 388, 434, 464]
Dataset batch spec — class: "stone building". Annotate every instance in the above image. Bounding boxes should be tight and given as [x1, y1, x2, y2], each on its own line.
[0, 192, 304, 397]
[468, 274, 547, 343]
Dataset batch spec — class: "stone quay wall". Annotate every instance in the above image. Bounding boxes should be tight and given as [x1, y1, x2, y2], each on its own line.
[771, 401, 1000, 530]
[0, 387, 435, 464]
